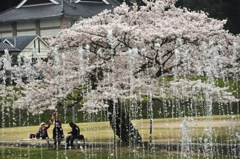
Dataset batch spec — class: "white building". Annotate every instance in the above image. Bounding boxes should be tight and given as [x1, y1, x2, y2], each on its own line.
[0, 35, 49, 63]
[0, 0, 121, 38]
[0, 0, 121, 62]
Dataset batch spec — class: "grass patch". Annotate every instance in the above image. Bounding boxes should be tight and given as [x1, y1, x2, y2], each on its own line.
[0, 115, 239, 143]
[0, 147, 207, 159]
[0, 146, 233, 159]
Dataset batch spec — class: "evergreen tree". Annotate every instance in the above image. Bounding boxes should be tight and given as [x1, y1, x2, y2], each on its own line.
[176, 0, 240, 34]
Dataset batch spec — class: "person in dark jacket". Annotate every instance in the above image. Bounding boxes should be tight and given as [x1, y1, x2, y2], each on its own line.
[66, 122, 80, 149]
[51, 112, 64, 148]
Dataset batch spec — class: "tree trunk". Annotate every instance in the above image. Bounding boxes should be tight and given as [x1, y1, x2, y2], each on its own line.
[107, 100, 142, 146]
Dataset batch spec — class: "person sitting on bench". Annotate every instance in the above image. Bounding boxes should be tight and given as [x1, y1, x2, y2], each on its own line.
[66, 122, 80, 149]
[36, 122, 51, 139]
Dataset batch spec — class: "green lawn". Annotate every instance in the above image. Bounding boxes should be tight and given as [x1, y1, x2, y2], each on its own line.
[0, 115, 239, 143]
[0, 146, 214, 159]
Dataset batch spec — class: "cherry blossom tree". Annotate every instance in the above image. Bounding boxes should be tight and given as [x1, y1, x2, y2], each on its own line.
[2, 0, 239, 143]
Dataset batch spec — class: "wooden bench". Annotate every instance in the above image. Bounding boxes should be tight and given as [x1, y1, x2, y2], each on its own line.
[46, 135, 86, 149]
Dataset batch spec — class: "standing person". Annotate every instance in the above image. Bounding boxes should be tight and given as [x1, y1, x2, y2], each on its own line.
[51, 112, 64, 148]
[66, 122, 80, 149]
[36, 122, 51, 139]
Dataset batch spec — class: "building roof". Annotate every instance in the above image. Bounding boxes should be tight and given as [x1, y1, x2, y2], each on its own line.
[0, 0, 121, 23]
[0, 42, 21, 52]
[23, 0, 59, 6]
[0, 4, 62, 22]
[63, 1, 114, 18]
[0, 35, 45, 54]
[1, 35, 38, 51]
[16, 0, 60, 8]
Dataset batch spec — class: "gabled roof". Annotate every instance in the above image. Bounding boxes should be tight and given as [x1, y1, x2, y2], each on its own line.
[1, 35, 38, 51]
[23, 0, 60, 5]
[16, 0, 60, 8]
[0, 0, 121, 23]
[0, 35, 49, 54]
[0, 42, 21, 52]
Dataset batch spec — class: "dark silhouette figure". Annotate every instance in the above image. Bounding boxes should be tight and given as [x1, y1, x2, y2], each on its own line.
[51, 113, 64, 148]
[66, 122, 80, 149]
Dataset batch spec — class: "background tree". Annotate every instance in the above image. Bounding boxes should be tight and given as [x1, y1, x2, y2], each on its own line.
[1, 0, 239, 34]
[1, 0, 239, 144]
[176, 0, 240, 34]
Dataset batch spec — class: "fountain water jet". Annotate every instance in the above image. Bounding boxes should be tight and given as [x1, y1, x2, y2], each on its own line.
[0, 0, 240, 158]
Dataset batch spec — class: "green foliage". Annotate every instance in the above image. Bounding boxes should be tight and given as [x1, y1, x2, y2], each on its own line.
[65, 90, 79, 105]
[215, 78, 240, 98]
[159, 76, 240, 98]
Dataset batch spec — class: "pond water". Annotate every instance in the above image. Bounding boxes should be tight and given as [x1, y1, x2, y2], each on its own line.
[0, 146, 234, 159]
